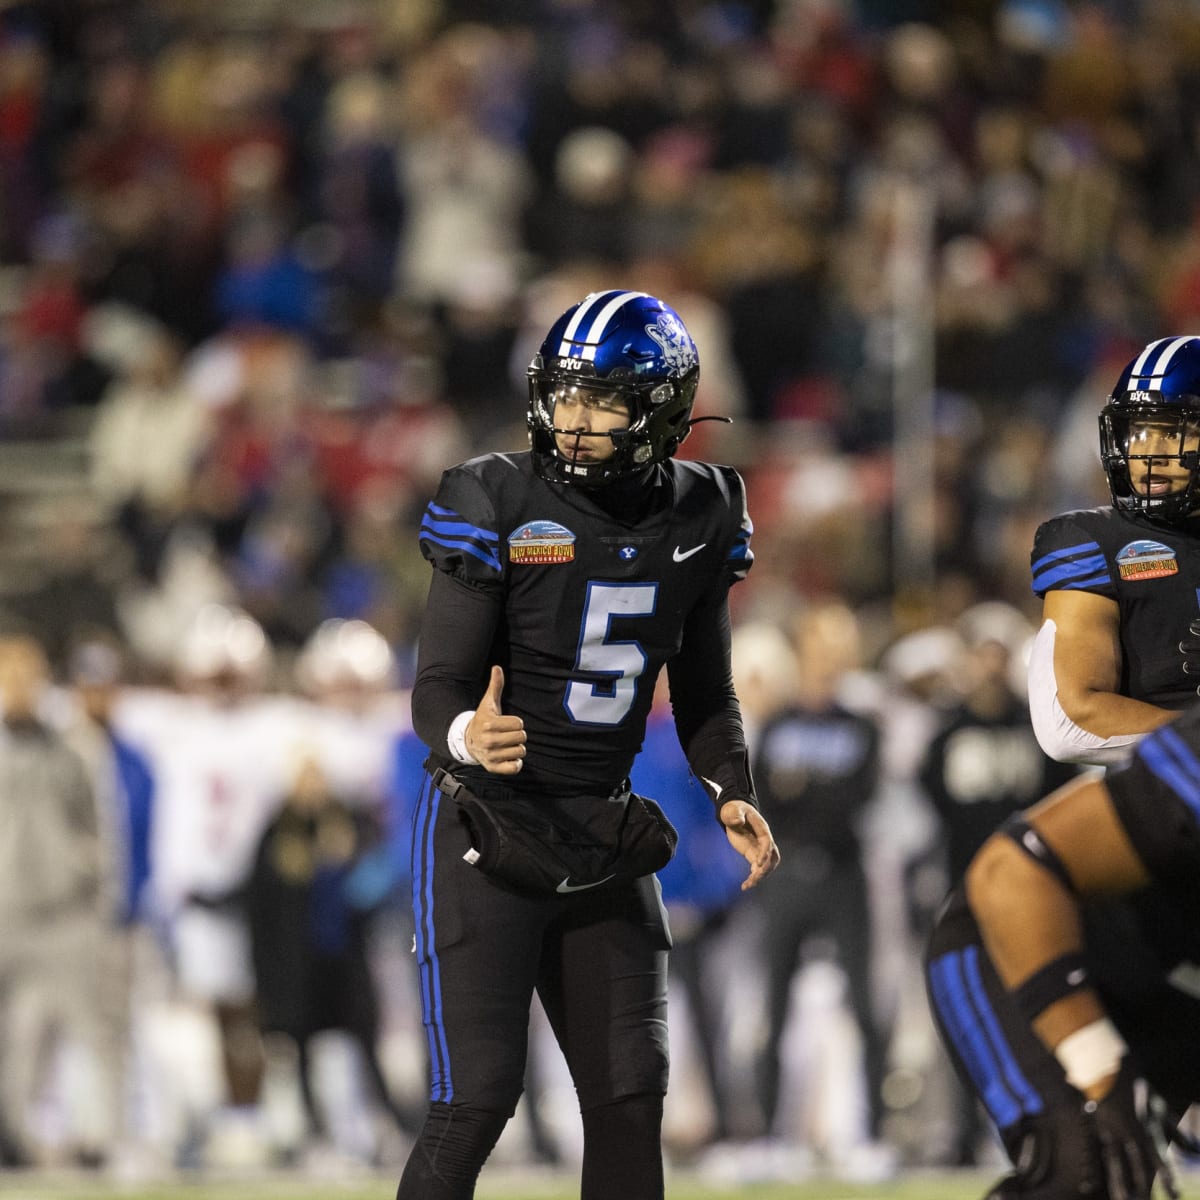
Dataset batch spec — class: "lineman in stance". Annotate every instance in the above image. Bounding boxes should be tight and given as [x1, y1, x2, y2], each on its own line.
[928, 337, 1200, 1197]
[927, 708, 1200, 1199]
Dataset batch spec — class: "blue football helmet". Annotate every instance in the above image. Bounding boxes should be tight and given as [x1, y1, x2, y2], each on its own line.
[1100, 335, 1200, 524]
[527, 290, 701, 486]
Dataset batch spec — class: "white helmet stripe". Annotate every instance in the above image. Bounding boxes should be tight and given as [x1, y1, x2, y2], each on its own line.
[558, 290, 651, 361]
[1129, 337, 1173, 382]
[558, 290, 621, 352]
[1128, 336, 1195, 386]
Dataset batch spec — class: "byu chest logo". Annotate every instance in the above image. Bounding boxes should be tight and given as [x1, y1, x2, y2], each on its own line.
[1116, 539, 1178, 581]
[507, 520, 576, 565]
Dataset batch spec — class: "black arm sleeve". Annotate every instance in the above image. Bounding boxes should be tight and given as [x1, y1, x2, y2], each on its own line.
[410, 568, 503, 757]
[667, 581, 756, 816]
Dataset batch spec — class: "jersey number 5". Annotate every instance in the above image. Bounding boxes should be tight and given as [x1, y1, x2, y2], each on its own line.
[564, 582, 658, 726]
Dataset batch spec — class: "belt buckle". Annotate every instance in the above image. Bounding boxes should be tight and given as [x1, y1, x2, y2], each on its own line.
[433, 767, 464, 800]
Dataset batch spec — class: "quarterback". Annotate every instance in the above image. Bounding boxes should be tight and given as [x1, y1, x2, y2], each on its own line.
[398, 290, 779, 1199]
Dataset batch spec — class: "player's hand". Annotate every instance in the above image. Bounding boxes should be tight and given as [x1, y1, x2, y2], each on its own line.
[1086, 1057, 1177, 1200]
[465, 665, 527, 775]
[719, 800, 780, 891]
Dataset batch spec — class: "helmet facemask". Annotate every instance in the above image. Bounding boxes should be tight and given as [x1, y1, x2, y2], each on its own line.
[527, 359, 697, 487]
[525, 290, 702, 487]
[1100, 399, 1200, 524]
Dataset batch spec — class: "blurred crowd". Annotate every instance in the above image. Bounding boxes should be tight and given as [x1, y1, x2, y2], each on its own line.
[0, 0, 1193, 1182]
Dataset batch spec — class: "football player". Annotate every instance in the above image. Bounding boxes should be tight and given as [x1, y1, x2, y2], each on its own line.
[114, 604, 295, 1166]
[399, 290, 779, 1199]
[925, 703, 1200, 1199]
[1028, 336, 1200, 766]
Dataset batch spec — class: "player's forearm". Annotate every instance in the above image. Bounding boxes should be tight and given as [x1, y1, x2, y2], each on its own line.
[676, 709, 757, 812]
[1054, 687, 1177, 740]
[667, 591, 756, 810]
[412, 570, 500, 755]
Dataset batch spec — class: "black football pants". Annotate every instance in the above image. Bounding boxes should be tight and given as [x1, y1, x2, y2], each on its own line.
[398, 770, 671, 1197]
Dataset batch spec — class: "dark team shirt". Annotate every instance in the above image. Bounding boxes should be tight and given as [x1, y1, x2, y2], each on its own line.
[920, 701, 1079, 881]
[414, 452, 753, 799]
[751, 704, 878, 862]
[1030, 506, 1200, 708]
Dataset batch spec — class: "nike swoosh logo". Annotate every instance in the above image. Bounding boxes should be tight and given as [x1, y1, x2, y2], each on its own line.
[673, 543, 706, 562]
[556, 874, 616, 894]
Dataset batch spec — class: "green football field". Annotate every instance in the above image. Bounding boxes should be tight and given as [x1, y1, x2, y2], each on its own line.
[0, 1174, 994, 1199]
[0, 1170, 1196, 1199]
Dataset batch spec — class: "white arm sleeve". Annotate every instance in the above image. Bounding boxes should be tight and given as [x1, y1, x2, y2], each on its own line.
[1026, 618, 1141, 766]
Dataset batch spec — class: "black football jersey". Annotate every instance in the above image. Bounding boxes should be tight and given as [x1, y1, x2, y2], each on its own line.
[1031, 507, 1200, 708]
[417, 452, 753, 793]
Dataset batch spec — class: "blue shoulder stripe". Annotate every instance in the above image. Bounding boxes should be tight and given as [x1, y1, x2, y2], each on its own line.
[425, 503, 499, 544]
[419, 503, 503, 573]
[1031, 541, 1110, 593]
[419, 528, 502, 573]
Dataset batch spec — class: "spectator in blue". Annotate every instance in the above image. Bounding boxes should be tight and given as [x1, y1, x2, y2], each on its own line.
[67, 635, 155, 928]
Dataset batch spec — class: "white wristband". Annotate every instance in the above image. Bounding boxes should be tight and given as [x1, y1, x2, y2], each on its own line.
[1055, 1018, 1128, 1090]
[447, 711, 479, 765]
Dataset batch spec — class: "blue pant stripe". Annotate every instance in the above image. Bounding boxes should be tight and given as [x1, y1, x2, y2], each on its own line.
[962, 946, 1044, 1119]
[929, 951, 1022, 1128]
[412, 772, 453, 1102]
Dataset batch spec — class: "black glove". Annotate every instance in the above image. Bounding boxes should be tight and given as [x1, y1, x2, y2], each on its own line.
[982, 1060, 1181, 1200]
[1085, 1057, 1177, 1200]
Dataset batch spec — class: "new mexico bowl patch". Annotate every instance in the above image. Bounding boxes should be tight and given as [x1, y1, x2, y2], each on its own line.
[1116, 539, 1179, 581]
[508, 519, 576, 565]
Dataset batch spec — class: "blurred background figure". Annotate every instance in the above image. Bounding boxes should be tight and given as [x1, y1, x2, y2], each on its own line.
[748, 600, 890, 1177]
[263, 616, 419, 1166]
[633, 681, 754, 1155]
[245, 753, 415, 1168]
[60, 633, 156, 1169]
[114, 604, 290, 1170]
[916, 602, 1081, 1166]
[920, 602, 1082, 898]
[0, 632, 118, 1168]
[291, 618, 407, 803]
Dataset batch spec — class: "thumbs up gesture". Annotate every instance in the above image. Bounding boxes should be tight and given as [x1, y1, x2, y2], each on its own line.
[465, 665, 527, 775]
